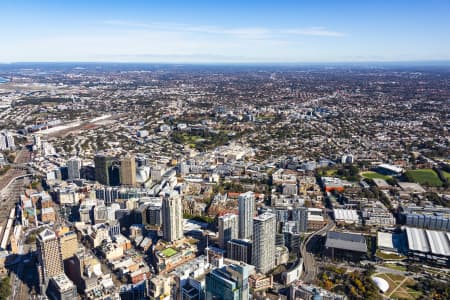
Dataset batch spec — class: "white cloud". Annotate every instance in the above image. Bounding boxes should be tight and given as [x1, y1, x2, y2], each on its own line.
[281, 27, 346, 37]
[102, 20, 345, 39]
[0, 20, 346, 62]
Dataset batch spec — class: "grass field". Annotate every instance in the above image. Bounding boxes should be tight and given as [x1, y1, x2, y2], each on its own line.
[404, 169, 443, 187]
[383, 263, 407, 272]
[325, 169, 338, 176]
[161, 247, 178, 257]
[376, 250, 406, 260]
[442, 170, 450, 181]
[375, 273, 397, 295]
[361, 171, 392, 180]
[375, 273, 421, 300]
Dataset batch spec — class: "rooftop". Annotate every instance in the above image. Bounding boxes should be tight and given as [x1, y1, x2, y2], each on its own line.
[160, 247, 178, 258]
[325, 231, 367, 253]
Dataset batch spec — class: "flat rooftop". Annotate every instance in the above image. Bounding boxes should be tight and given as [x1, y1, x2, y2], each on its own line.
[161, 247, 178, 257]
[325, 231, 367, 253]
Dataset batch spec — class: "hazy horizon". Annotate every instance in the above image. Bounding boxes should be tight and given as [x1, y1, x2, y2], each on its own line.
[1, 1, 450, 63]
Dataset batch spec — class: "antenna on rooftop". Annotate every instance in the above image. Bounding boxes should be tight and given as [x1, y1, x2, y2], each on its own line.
[206, 232, 210, 266]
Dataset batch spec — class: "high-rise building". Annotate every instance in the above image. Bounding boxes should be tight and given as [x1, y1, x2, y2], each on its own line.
[180, 278, 203, 300]
[33, 134, 42, 149]
[252, 212, 276, 274]
[227, 239, 252, 264]
[162, 191, 183, 242]
[205, 263, 250, 300]
[108, 163, 121, 186]
[47, 273, 78, 300]
[120, 155, 137, 187]
[93, 204, 108, 224]
[292, 207, 308, 233]
[146, 202, 162, 227]
[67, 157, 81, 180]
[94, 154, 112, 186]
[36, 229, 64, 288]
[0, 130, 15, 150]
[218, 213, 238, 249]
[238, 192, 255, 240]
[59, 231, 79, 261]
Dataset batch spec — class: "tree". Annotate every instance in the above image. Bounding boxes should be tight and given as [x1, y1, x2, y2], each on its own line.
[0, 276, 12, 300]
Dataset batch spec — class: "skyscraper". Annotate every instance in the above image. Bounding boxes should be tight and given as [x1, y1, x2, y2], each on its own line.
[120, 155, 137, 187]
[252, 212, 276, 274]
[47, 274, 77, 300]
[94, 154, 112, 186]
[205, 263, 250, 300]
[162, 191, 183, 242]
[67, 157, 81, 180]
[227, 239, 252, 264]
[238, 191, 255, 240]
[0, 131, 15, 151]
[292, 207, 308, 233]
[218, 213, 238, 249]
[108, 163, 121, 186]
[36, 229, 64, 288]
[59, 231, 79, 260]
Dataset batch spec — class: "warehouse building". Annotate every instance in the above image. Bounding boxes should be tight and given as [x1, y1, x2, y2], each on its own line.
[405, 227, 450, 266]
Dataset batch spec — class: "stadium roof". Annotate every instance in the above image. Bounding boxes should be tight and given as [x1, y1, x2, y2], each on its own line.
[325, 231, 367, 253]
[377, 163, 403, 174]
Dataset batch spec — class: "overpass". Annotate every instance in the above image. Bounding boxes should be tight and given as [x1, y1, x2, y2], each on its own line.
[300, 219, 336, 283]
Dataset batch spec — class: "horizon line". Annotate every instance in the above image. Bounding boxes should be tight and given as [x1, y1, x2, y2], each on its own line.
[1, 60, 450, 66]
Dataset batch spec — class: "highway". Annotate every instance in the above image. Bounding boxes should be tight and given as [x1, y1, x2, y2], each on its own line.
[300, 220, 336, 283]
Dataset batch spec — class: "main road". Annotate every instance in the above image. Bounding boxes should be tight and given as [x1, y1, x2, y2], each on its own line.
[300, 219, 335, 283]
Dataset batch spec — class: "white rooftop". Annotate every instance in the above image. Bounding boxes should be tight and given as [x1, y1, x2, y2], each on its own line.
[425, 230, 450, 257]
[406, 227, 430, 253]
[333, 208, 360, 223]
[377, 231, 394, 250]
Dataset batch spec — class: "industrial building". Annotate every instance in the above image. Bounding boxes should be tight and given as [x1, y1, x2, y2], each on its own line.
[405, 227, 450, 266]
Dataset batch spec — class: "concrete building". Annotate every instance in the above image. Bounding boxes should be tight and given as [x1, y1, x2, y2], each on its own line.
[94, 154, 112, 186]
[325, 231, 368, 261]
[146, 202, 162, 227]
[181, 278, 203, 300]
[37, 229, 64, 289]
[120, 155, 137, 187]
[205, 263, 251, 300]
[162, 192, 183, 242]
[47, 274, 78, 300]
[218, 213, 238, 249]
[67, 157, 81, 180]
[292, 207, 308, 233]
[0, 130, 15, 150]
[227, 239, 252, 264]
[59, 231, 79, 261]
[238, 192, 255, 240]
[252, 212, 276, 274]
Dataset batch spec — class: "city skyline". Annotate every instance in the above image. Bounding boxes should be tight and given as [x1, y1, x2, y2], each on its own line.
[1, 0, 450, 63]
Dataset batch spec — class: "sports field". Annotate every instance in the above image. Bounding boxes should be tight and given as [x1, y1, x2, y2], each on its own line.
[404, 169, 442, 187]
[361, 171, 391, 180]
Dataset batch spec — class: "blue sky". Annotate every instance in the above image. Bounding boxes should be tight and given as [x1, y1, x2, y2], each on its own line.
[1, 0, 450, 63]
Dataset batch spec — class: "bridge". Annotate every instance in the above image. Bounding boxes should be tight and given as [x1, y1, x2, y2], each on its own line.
[300, 218, 336, 283]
